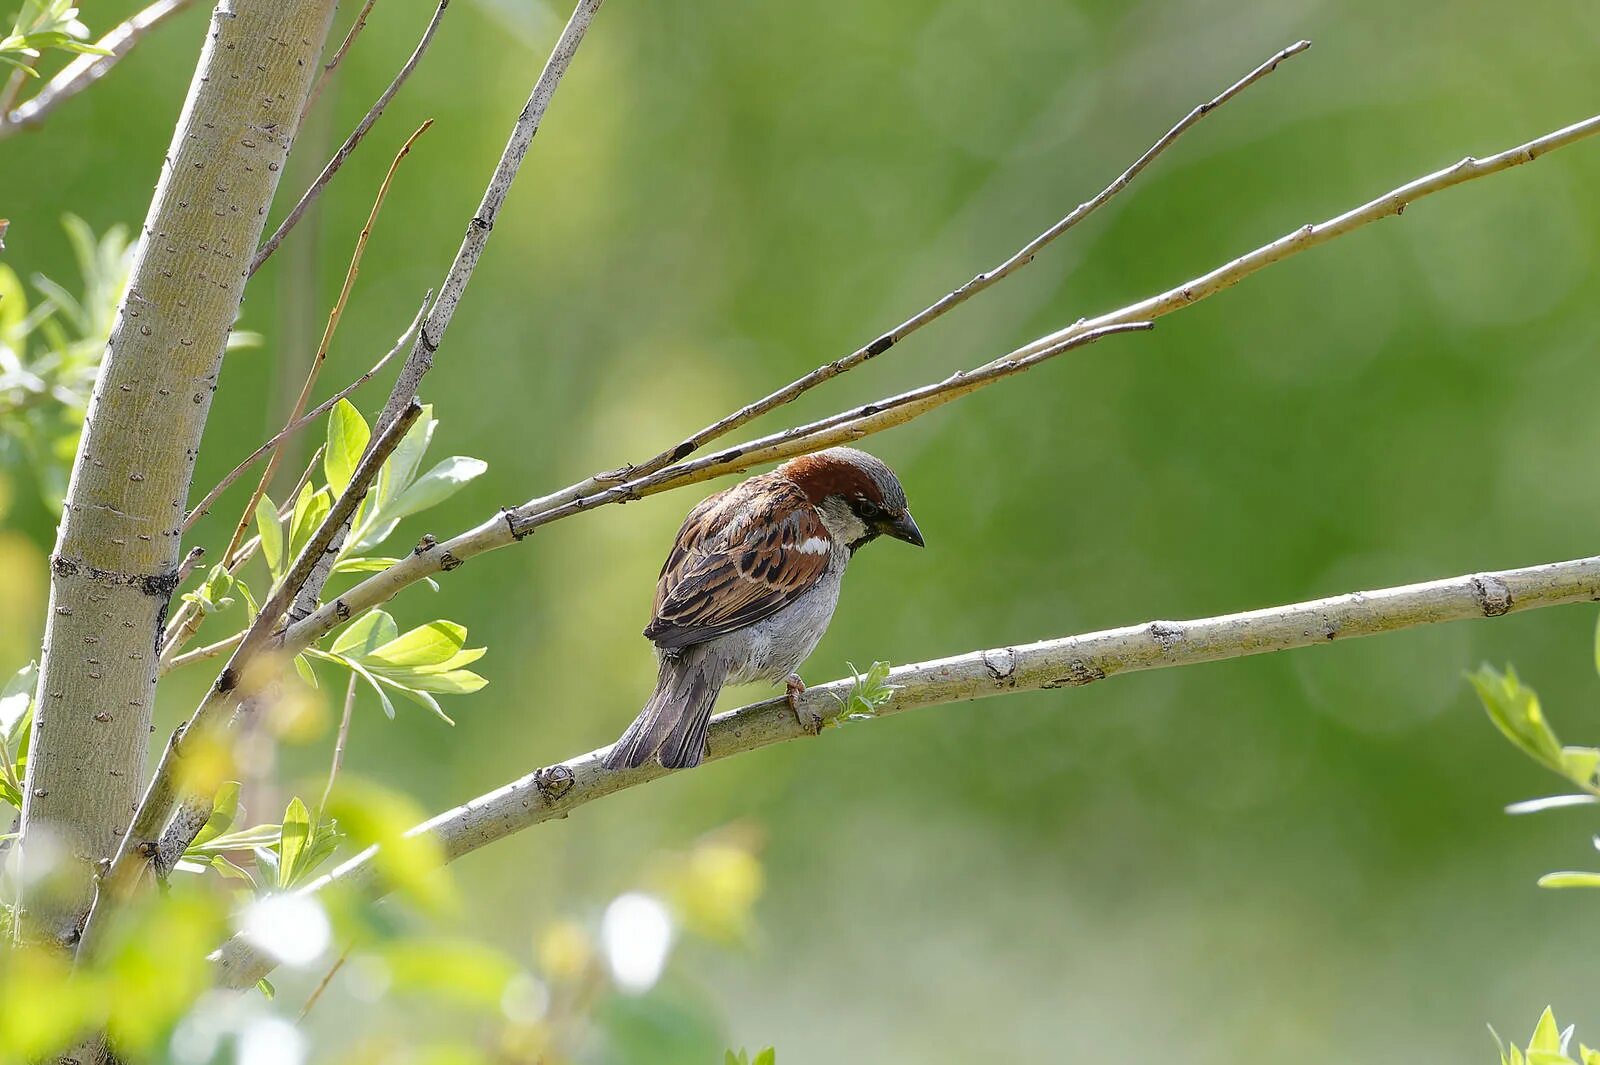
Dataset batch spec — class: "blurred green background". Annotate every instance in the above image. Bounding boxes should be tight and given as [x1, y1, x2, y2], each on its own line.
[4, 0, 1600, 1060]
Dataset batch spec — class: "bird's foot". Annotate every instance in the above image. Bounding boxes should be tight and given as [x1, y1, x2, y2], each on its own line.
[786, 673, 822, 735]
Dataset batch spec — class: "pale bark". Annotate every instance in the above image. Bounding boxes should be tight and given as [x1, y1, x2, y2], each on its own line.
[19, 0, 338, 946]
[213, 552, 1600, 987]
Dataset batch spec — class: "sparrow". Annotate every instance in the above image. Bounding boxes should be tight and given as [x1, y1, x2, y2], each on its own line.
[603, 446, 923, 770]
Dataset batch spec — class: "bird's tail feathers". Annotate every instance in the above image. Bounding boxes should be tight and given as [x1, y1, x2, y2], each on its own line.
[603, 647, 728, 770]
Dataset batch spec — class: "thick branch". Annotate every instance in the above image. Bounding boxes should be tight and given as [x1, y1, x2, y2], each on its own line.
[19, 0, 338, 948]
[214, 552, 1600, 986]
[80, 403, 422, 958]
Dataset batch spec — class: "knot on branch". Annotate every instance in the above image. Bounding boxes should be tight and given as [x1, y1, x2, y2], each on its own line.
[1472, 575, 1513, 617]
[50, 554, 181, 600]
[534, 764, 574, 801]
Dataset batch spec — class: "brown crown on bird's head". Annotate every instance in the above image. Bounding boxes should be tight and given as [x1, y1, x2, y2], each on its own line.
[778, 447, 923, 548]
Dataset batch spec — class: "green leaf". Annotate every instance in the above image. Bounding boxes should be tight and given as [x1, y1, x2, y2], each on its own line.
[1530, 1008, 1562, 1054]
[1469, 665, 1564, 773]
[343, 655, 397, 720]
[331, 610, 400, 658]
[378, 455, 487, 525]
[255, 493, 284, 581]
[210, 855, 255, 884]
[385, 404, 436, 499]
[1561, 746, 1600, 789]
[332, 556, 402, 574]
[257, 977, 275, 1000]
[288, 483, 332, 562]
[753, 1049, 776, 1065]
[293, 654, 318, 689]
[188, 823, 282, 855]
[325, 398, 371, 499]
[277, 797, 311, 890]
[395, 668, 486, 696]
[376, 676, 454, 725]
[365, 620, 468, 668]
[726, 1053, 744, 1065]
[188, 781, 240, 850]
[1537, 871, 1600, 889]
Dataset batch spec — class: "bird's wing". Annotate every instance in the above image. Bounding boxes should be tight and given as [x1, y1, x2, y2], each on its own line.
[645, 476, 833, 649]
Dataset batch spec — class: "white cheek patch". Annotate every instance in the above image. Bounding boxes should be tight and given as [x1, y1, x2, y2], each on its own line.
[796, 536, 830, 555]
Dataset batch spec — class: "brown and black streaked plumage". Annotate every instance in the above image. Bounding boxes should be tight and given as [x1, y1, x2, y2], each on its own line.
[604, 447, 923, 771]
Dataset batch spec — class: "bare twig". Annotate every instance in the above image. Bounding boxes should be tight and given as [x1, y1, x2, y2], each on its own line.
[529, 40, 1312, 516]
[0, 0, 198, 140]
[175, 546, 206, 583]
[215, 121, 431, 593]
[82, 404, 424, 959]
[164, 632, 244, 672]
[215, 551, 1600, 986]
[298, 944, 354, 1022]
[317, 674, 358, 823]
[302, 0, 378, 121]
[284, 0, 608, 628]
[251, 0, 449, 275]
[268, 103, 1600, 652]
[183, 292, 430, 533]
[999, 111, 1600, 365]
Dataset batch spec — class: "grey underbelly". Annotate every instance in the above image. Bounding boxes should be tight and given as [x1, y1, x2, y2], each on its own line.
[717, 567, 844, 685]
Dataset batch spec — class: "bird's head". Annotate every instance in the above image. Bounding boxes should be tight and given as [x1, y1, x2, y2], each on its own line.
[779, 447, 923, 552]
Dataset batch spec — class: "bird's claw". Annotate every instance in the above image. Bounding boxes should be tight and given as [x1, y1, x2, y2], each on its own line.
[786, 673, 822, 735]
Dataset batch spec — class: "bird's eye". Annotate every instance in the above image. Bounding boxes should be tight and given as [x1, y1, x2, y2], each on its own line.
[856, 499, 880, 520]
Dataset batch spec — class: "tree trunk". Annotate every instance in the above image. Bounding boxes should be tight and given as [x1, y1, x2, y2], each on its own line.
[18, 0, 338, 947]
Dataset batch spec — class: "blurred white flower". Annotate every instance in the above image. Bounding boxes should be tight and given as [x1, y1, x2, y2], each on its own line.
[240, 893, 330, 968]
[600, 892, 674, 994]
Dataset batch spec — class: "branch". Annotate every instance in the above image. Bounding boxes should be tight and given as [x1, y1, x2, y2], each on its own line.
[19, 0, 339, 948]
[0, 0, 199, 141]
[215, 551, 1600, 986]
[251, 0, 450, 275]
[182, 291, 431, 533]
[283, 0, 607, 628]
[525, 40, 1311, 516]
[1001, 111, 1600, 365]
[80, 403, 423, 959]
[301, 0, 379, 121]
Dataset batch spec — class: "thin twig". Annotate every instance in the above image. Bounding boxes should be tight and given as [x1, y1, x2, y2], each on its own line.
[267, 102, 1600, 653]
[0, 0, 198, 140]
[183, 292, 430, 533]
[214, 550, 1600, 987]
[215, 121, 432, 589]
[301, 0, 378, 122]
[298, 944, 354, 1022]
[507, 322, 1154, 535]
[160, 448, 324, 668]
[251, 0, 449, 275]
[164, 632, 244, 672]
[527, 40, 1312, 517]
[317, 674, 358, 823]
[285, 0, 607, 629]
[81, 404, 424, 960]
[175, 546, 206, 583]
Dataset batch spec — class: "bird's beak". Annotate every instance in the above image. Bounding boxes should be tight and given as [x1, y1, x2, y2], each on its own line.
[884, 510, 924, 547]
